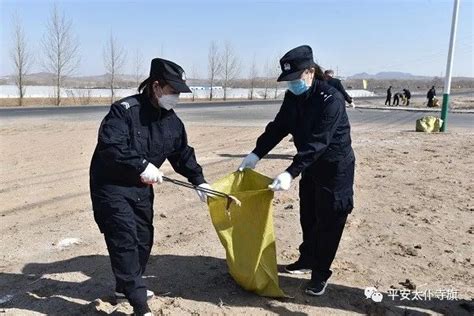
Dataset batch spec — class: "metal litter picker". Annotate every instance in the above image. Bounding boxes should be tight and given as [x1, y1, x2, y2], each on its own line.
[162, 176, 241, 209]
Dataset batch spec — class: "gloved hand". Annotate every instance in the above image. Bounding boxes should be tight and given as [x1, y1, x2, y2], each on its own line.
[140, 163, 163, 184]
[238, 152, 260, 171]
[196, 183, 213, 203]
[350, 101, 356, 108]
[268, 171, 293, 191]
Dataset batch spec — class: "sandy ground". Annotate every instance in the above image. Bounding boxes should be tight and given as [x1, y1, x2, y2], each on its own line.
[0, 113, 473, 315]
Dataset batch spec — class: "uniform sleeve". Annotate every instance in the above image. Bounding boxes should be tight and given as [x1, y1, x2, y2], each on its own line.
[96, 103, 148, 175]
[337, 80, 353, 103]
[167, 120, 206, 186]
[252, 97, 290, 159]
[286, 95, 344, 178]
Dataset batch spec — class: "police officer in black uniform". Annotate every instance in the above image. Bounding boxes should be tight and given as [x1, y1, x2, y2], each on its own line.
[403, 88, 411, 106]
[324, 69, 354, 107]
[90, 58, 212, 315]
[393, 91, 403, 106]
[238, 45, 355, 296]
[427, 86, 436, 107]
[385, 86, 392, 106]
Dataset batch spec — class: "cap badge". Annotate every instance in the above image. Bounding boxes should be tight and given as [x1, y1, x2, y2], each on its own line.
[283, 63, 291, 71]
[181, 72, 186, 81]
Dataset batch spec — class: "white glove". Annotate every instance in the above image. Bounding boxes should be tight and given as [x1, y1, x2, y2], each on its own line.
[238, 153, 259, 171]
[196, 183, 213, 203]
[350, 101, 356, 108]
[238, 153, 260, 171]
[268, 171, 293, 191]
[140, 163, 163, 184]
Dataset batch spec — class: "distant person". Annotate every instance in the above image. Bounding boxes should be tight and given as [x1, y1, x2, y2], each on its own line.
[427, 86, 436, 107]
[385, 86, 392, 106]
[393, 92, 403, 106]
[403, 89, 411, 106]
[324, 70, 354, 108]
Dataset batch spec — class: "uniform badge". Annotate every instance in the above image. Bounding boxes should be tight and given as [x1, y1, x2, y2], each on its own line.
[182, 72, 186, 81]
[324, 94, 333, 101]
[284, 63, 291, 71]
[121, 101, 130, 109]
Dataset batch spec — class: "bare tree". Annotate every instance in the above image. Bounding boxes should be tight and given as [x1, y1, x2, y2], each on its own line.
[190, 64, 199, 102]
[263, 59, 271, 100]
[248, 54, 258, 100]
[221, 41, 239, 101]
[42, 4, 79, 106]
[132, 49, 144, 87]
[103, 32, 127, 103]
[271, 56, 281, 99]
[431, 76, 443, 89]
[207, 41, 222, 101]
[10, 14, 31, 106]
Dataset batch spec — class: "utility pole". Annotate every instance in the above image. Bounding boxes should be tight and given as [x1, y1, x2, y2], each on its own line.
[440, 0, 460, 132]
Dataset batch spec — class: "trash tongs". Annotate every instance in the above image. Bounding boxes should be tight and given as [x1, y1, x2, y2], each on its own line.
[162, 176, 241, 209]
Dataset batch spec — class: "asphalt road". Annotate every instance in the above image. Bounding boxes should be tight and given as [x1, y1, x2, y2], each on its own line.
[0, 100, 472, 131]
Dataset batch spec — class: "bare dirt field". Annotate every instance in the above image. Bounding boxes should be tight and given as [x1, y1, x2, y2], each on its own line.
[0, 114, 473, 315]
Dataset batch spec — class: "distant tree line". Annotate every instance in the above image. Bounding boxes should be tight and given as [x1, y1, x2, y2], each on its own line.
[8, 5, 473, 106]
[8, 4, 285, 106]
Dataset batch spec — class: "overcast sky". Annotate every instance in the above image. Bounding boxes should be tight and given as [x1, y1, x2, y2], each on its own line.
[1, 0, 473, 78]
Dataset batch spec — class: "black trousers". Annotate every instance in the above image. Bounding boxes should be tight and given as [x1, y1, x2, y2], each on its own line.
[393, 97, 400, 106]
[298, 160, 354, 282]
[92, 188, 154, 310]
[385, 96, 391, 105]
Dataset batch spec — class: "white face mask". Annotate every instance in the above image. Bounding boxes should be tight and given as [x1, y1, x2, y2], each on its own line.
[158, 94, 179, 110]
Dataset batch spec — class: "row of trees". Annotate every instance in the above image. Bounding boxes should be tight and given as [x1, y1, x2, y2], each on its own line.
[207, 41, 281, 101]
[9, 5, 282, 106]
[10, 5, 132, 106]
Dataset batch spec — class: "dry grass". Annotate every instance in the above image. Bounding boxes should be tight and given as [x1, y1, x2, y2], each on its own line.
[0, 97, 111, 107]
[0, 97, 280, 107]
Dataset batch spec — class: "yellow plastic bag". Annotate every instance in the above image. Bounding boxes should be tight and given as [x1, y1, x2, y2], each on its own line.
[208, 169, 285, 297]
[416, 115, 443, 132]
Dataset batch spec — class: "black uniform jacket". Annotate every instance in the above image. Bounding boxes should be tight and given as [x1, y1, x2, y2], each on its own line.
[327, 78, 353, 103]
[427, 88, 436, 99]
[90, 94, 205, 200]
[252, 80, 354, 197]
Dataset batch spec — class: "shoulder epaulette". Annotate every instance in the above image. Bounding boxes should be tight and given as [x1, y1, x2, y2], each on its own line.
[116, 96, 140, 110]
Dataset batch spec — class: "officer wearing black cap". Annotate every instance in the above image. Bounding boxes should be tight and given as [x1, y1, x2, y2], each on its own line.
[90, 58, 211, 315]
[238, 45, 355, 297]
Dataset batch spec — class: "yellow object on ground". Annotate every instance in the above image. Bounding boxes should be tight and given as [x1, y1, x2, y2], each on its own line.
[208, 169, 285, 297]
[416, 116, 444, 133]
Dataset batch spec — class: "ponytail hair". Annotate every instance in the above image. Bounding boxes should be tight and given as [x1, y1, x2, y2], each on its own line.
[312, 63, 325, 81]
[138, 77, 168, 95]
[138, 77, 151, 94]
